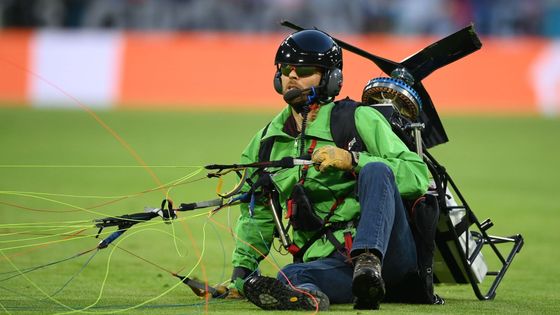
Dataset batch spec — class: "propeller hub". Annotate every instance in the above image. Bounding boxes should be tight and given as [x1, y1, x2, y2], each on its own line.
[390, 67, 415, 86]
[362, 77, 422, 120]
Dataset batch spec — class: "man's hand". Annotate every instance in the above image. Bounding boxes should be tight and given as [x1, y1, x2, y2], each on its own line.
[224, 287, 244, 299]
[221, 278, 245, 299]
[312, 145, 354, 172]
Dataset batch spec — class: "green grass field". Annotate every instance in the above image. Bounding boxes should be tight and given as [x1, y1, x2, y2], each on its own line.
[1, 107, 559, 314]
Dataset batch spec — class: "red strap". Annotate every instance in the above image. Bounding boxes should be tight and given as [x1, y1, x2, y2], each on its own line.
[410, 196, 426, 218]
[307, 138, 317, 155]
[298, 170, 308, 184]
[286, 199, 293, 219]
[344, 231, 353, 259]
[329, 197, 344, 212]
[298, 138, 318, 185]
[287, 244, 301, 255]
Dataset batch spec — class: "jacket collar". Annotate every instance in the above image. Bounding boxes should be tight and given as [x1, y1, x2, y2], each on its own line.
[262, 103, 335, 142]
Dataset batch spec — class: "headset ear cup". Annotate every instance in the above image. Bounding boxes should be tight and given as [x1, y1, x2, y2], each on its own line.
[273, 70, 283, 94]
[325, 68, 343, 97]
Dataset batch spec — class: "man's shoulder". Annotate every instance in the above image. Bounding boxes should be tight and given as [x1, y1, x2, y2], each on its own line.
[355, 103, 389, 120]
[331, 97, 385, 122]
[333, 96, 360, 107]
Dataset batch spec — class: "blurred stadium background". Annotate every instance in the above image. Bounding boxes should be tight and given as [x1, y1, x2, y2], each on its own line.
[0, 0, 559, 115]
[1, 1, 560, 313]
[1, 0, 558, 35]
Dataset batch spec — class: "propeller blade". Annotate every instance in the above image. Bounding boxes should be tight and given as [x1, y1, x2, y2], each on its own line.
[280, 20, 402, 76]
[413, 82, 449, 147]
[401, 24, 482, 81]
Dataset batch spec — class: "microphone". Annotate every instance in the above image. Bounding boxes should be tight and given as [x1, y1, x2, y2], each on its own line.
[283, 88, 307, 113]
[283, 88, 305, 103]
[283, 86, 323, 113]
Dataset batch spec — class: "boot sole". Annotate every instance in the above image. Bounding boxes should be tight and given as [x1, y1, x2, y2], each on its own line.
[352, 272, 385, 309]
[244, 276, 329, 311]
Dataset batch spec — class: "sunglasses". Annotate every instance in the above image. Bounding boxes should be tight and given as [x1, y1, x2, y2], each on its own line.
[280, 64, 321, 77]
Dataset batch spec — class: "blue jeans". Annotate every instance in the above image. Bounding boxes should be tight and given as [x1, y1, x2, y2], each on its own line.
[277, 162, 418, 303]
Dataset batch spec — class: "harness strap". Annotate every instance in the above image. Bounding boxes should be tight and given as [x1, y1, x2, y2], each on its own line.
[325, 221, 355, 263]
[343, 229, 354, 261]
[285, 137, 319, 225]
[287, 244, 301, 255]
[292, 224, 327, 263]
[298, 138, 317, 185]
[286, 199, 294, 219]
[291, 219, 355, 263]
[328, 197, 344, 213]
[288, 192, 349, 260]
[325, 229, 344, 254]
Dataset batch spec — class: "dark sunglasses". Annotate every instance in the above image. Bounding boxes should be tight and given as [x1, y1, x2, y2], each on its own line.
[280, 64, 320, 77]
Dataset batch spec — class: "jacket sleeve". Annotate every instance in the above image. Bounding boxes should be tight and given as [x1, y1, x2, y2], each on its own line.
[231, 130, 277, 272]
[353, 106, 430, 198]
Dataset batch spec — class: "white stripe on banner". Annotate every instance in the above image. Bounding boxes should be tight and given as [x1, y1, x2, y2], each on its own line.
[29, 30, 122, 108]
[531, 40, 560, 117]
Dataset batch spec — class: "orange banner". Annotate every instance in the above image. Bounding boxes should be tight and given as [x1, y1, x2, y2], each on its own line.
[1, 30, 558, 115]
[119, 32, 285, 110]
[0, 30, 32, 105]
[117, 32, 551, 114]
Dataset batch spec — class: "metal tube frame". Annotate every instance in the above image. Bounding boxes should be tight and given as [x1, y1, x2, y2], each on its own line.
[425, 150, 524, 300]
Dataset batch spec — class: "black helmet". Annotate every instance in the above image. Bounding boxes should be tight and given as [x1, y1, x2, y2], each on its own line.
[274, 29, 342, 70]
[273, 29, 343, 99]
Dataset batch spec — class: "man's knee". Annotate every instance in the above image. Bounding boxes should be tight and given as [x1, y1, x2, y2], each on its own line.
[277, 263, 303, 284]
[360, 162, 395, 181]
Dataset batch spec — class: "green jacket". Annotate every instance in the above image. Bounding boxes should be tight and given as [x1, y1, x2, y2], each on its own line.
[232, 101, 429, 272]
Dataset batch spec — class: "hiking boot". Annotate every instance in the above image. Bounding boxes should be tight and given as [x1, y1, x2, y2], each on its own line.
[243, 276, 329, 311]
[352, 252, 385, 310]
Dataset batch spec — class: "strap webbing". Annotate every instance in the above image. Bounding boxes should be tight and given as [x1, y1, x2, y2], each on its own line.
[298, 138, 317, 184]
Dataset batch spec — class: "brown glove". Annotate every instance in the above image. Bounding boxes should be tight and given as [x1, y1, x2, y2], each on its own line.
[224, 287, 243, 299]
[223, 277, 245, 299]
[312, 145, 354, 172]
